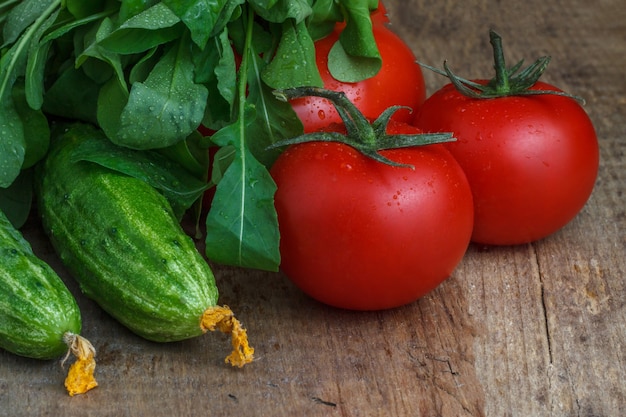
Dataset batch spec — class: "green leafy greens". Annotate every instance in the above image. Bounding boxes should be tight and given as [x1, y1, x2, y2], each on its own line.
[0, 0, 384, 269]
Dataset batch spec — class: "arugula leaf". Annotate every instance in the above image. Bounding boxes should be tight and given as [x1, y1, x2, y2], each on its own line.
[204, 7, 280, 271]
[12, 82, 49, 169]
[212, 28, 238, 111]
[97, 2, 183, 54]
[162, 0, 242, 48]
[205, 109, 280, 271]
[327, 0, 382, 82]
[194, 27, 237, 130]
[157, 130, 209, 179]
[0, 168, 32, 228]
[98, 35, 209, 150]
[261, 18, 323, 90]
[65, 0, 108, 19]
[0, 0, 61, 187]
[70, 126, 208, 219]
[209, 144, 235, 186]
[77, 17, 125, 86]
[0, 99, 25, 188]
[248, 49, 303, 167]
[118, 0, 161, 22]
[96, 75, 130, 139]
[1, 0, 58, 46]
[307, 0, 343, 40]
[39, 9, 120, 122]
[250, 0, 311, 23]
[44, 65, 100, 124]
[24, 7, 59, 110]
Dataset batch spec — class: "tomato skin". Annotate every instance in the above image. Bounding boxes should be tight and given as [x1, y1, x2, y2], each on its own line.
[414, 80, 599, 245]
[290, 24, 426, 133]
[270, 124, 473, 310]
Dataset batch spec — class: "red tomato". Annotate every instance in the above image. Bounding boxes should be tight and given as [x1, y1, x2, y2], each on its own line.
[270, 121, 473, 310]
[290, 24, 426, 133]
[414, 80, 599, 245]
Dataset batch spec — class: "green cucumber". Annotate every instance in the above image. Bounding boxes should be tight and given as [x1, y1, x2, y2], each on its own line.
[36, 123, 253, 367]
[0, 209, 97, 395]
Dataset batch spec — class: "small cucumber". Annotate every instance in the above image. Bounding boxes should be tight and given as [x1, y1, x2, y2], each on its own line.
[0, 210, 97, 396]
[36, 123, 253, 367]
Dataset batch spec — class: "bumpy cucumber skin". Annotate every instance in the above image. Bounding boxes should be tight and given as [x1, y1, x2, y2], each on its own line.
[0, 211, 81, 359]
[36, 123, 218, 342]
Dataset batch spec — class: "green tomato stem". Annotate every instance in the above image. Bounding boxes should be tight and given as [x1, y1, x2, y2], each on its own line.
[490, 30, 511, 94]
[419, 29, 585, 103]
[275, 87, 378, 146]
[270, 87, 455, 169]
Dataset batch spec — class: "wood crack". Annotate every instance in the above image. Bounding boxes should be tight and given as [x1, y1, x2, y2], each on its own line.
[311, 396, 337, 408]
[533, 243, 554, 365]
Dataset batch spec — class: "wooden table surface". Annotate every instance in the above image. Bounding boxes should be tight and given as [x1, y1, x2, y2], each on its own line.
[1, 1, 624, 416]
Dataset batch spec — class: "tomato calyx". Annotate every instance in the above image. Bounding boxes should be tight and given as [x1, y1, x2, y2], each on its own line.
[421, 30, 584, 103]
[270, 87, 454, 168]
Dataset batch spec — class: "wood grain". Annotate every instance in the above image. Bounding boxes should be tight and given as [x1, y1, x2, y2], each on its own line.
[1, 1, 624, 416]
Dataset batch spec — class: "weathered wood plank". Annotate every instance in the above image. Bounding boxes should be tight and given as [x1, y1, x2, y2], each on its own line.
[387, 0, 626, 415]
[1, 0, 624, 416]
